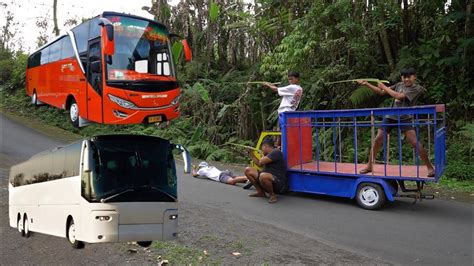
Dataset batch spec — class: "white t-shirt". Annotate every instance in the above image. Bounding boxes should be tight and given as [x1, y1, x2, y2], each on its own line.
[196, 166, 222, 182]
[277, 84, 303, 114]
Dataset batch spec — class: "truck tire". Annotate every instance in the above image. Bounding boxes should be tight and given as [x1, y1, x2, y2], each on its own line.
[356, 182, 386, 210]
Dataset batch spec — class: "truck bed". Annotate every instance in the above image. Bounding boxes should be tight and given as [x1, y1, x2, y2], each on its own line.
[289, 161, 434, 180]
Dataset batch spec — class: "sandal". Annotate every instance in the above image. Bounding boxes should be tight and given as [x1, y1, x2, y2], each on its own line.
[427, 169, 435, 177]
[359, 168, 372, 174]
[249, 192, 266, 198]
[268, 195, 278, 203]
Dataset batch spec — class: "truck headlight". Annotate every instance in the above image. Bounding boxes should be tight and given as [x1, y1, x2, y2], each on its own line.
[108, 94, 137, 109]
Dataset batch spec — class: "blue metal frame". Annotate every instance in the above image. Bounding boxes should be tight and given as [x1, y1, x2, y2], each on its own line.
[281, 105, 446, 201]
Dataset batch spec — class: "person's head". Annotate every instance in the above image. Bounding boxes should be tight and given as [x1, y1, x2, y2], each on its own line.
[198, 161, 209, 169]
[288, 71, 300, 85]
[260, 137, 275, 155]
[400, 67, 417, 86]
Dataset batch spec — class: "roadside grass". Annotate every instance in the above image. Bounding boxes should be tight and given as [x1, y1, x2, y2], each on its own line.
[428, 178, 474, 193]
[152, 241, 217, 264]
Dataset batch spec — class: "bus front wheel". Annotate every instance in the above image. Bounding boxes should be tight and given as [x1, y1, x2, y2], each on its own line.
[68, 99, 80, 128]
[137, 241, 153, 247]
[67, 219, 84, 249]
[356, 183, 386, 210]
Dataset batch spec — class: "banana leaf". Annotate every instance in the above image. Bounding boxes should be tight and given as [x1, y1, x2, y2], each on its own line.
[327, 78, 390, 85]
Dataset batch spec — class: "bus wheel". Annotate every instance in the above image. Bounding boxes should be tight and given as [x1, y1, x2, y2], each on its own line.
[68, 99, 80, 128]
[137, 241, 152, 247]
[24, 214, 31, 238]
[356, 183, 386, 210]
[67, 219, 84, 249]
[17, 216, 25, 237]
[31, 91, 38, 105]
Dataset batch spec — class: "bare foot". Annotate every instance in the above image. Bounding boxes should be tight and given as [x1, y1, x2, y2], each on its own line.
[359, 168, 372, 174]
[249, 192, 266, 198]
[268, 195, 278, 203]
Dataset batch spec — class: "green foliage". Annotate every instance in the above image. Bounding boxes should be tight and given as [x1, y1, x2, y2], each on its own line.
[171, 41, 183, 64]
[209, 1, 219, 23]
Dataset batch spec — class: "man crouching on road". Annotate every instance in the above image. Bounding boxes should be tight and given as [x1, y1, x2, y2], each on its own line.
[245, 137, 287, 203]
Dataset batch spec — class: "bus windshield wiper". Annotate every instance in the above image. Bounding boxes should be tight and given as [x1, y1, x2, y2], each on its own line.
[100, 188, 135, 203]
[143, 186, 176, 201]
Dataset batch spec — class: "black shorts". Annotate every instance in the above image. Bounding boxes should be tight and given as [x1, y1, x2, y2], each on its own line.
[257, 171, 287, 194]
[380, 117, 413, 133]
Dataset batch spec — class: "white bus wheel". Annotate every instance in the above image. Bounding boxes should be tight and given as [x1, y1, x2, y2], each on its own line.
[356, 183, 386, 210]
[24, 215, 31, 238]
[17, 216, 25, 237]
[137, 241, 153, 247]
[67, 219, 84, 249]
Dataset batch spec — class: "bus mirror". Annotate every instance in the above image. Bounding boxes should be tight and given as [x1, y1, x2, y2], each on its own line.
[181, 39, 192, 62]
[83, 141, 92, 173]
[174, 144, 191, 174]
[99, 19, 115, 56]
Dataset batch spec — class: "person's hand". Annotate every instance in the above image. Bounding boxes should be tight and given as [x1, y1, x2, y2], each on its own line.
[357, 80, 368, 86]
[377, 82, 386, 91]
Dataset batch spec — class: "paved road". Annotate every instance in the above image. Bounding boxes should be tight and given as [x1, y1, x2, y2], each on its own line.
[0, 113, 472, 265]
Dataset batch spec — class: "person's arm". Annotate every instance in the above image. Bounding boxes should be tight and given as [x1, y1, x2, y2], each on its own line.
[263, 82, 278, 93]
[377, 83, 406, 100]
[248, 150, 272, 167]
[357, 80, 386, 96]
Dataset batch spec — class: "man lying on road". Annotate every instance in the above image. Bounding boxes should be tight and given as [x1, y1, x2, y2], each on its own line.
[192, 161, 252, 188]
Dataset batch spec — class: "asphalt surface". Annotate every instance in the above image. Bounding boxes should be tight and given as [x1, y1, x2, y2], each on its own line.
[0, 113, 472, 265]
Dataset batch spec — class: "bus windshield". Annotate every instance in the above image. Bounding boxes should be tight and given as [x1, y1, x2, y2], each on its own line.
[105, 15, 175, 81]
[88, 140, 177, 203]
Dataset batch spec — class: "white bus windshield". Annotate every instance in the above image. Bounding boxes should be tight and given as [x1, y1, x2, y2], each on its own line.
[105, 15, 175, 81]
[88, 140, 177, 203]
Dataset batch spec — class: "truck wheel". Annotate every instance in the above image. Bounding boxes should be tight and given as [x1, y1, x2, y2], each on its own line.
[68, 99, 80, 128]
[17, 216, 25, 237]
[356, 183, 386, 210]
[137, 241, 152, 247]
[67, 219, 85, 249]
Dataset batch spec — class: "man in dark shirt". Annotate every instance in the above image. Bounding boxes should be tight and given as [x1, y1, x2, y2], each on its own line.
[244, 138, 286, 203]
[358, 67, 435, 177]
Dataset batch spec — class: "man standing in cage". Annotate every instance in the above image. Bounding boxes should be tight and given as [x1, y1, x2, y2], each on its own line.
[358, 67, 435, 177]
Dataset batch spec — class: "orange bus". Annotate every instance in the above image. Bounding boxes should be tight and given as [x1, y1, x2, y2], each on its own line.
[26, 12, 192, 127]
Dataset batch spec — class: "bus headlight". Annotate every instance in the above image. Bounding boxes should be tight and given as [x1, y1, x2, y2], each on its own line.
[169, 214, 178, 220]
[108, 94, 137, 109]
[170, 95, 180, 106]
[95, 215, 111, 221]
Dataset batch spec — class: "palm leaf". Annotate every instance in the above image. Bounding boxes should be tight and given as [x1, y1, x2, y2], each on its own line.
[224, 142, 261, 153]
[349, 86, 377, 106]
[210, 1, 219, 22]
[235, 81, 281, 85]
[327, 78, 390, 85]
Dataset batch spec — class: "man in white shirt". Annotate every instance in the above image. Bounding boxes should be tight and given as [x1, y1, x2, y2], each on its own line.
[263, 71, 303, 117]
[263, 71, 303, 146]
[192, 161, 250, 186]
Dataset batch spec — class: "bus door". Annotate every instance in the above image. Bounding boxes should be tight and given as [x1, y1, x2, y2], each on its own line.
[86, 38, 103, 123]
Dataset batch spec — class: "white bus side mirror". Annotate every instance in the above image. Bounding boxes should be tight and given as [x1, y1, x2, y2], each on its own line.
[83, 141, 92, 173]
[174, 144, 191, 174]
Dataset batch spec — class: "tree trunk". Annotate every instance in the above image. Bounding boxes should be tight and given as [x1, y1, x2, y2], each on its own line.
[463, 0, 472, 64]
[53, 0, 60, 36]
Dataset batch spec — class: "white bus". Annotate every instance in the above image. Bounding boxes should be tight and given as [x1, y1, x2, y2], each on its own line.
[9, 134, 190, 248]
